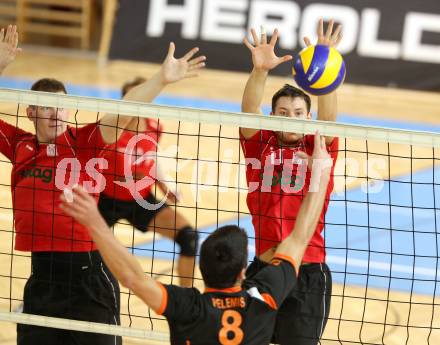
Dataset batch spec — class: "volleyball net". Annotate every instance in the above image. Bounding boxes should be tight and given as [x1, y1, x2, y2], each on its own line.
[0, 88, 439, 344]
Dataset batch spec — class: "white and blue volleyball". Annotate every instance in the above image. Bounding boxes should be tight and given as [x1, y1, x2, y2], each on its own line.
[293, 44, 346, 96]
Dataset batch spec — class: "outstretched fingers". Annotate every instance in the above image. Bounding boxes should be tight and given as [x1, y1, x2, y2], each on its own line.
[243, 36, 254, 50]
[317, 18, 324, 38]
[10, 26, 17, 45]
[72, 184, 90, 199]
[314, 130, 321, 150]
[325, 20, 334, 41]
[331, 24, 343, 47]
[280, 54, 293, 63]
[250, 28, 259, 46]
[4, 25, 12, 43]
[188, 55, 206, 74]
[303, 36, 312, 47]
[6, 25, 18, 45]
[189, 62, 205, 70]
[268, 28, 279, 47]
[14, 31, 20, 51]
[260, 25, 267, 45]
[332, 24, 342, 41]
[189, 55, 206, 66]
[188, 63, 205, 74]
[182, 46, 199, 61]
[59, 193, 80, 216]
[185, 56, 206, 77]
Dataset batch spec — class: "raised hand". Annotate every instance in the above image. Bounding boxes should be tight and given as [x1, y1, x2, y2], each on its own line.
[312, 131, 331, 161]
[304, 19, 342, 48]
[0, 25, 21, 73]
[307, 131, 333, 192]
[295, 132, 331, 172]
[312, 130, 332, 175]
[59, 186, 101, 229]
[243, 27, 292, 72]
[160, 43, 206, 85]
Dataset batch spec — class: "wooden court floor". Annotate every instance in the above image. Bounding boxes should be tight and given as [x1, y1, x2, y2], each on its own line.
[0, 48, 439, 344]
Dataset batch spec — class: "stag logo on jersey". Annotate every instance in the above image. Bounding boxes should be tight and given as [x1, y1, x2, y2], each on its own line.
[21, 167, 53, 183]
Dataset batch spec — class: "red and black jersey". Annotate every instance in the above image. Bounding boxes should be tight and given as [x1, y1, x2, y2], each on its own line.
[155, 254, 298, 345]
[0, 119, 108, 252]
[240, 130, 339, 263]
[101, 119, 162, 201]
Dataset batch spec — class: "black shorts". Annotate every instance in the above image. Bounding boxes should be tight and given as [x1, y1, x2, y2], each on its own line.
[98, 193, 168, 232]
[246, 257, 332, 345]
[17, 251, 122, 345]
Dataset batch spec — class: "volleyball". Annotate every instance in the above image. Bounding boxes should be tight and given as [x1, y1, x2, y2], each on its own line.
[293, 44, 346, 96]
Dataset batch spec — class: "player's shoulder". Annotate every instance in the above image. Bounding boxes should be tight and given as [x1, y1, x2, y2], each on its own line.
[0, 120, 31, 138]
[240, 129, 277, 154]
[162, 285, 204, 323]
[242, 129, 275, 140]
[244, 255, 298, 290]
[164, 284, 203, 307]
[13, 131, 36, 154]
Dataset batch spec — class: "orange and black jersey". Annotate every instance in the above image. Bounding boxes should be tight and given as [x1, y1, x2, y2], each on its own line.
[156, 254, 298, 345]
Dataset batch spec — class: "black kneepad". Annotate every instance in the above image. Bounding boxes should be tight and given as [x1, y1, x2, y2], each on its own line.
[175, 227, 199, 256]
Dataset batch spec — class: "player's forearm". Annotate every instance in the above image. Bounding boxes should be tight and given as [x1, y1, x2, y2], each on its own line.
[89, 217, 146, 291]
[123, 71, 166, 103]
[241, 68, 268, 114]
[114, 72, 170, 134]
[99, 113, 133, 144]
[295, 174, 330, 243]
[317, 91, 337, 122]
[276, 173, 330, 263]
[124, 117, 147, 133]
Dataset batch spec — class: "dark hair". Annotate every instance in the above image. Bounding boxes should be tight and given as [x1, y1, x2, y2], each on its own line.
[31, 78, 67, 94]
[121, 77, 147, 97]
[271, 84, 311, 113]
[199, 225, 248, 289]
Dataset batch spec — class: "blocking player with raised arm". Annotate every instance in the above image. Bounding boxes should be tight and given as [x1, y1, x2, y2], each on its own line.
[60, 132, 332, 345]
[240, 20, 342, 345]
[0, 29, 205, 344]
[99, 74, 199, 288]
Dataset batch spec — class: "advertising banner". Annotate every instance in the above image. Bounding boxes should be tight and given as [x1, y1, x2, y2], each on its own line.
[109, 0, 440, 90]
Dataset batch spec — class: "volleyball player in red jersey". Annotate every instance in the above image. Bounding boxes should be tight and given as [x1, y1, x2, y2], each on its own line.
[0, 27, 206, 345]
[99, 77, 197, 287]
[61, 132, 332, 345]
[240, 20, 342, 345]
